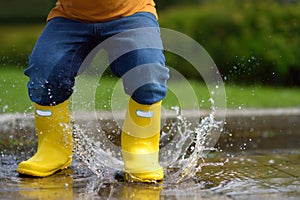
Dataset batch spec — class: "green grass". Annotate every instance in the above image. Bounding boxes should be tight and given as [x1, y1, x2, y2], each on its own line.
[0, 24, 44, 66]
[1, 66, 300, 114]
[0, 66, 32, 113]
[0, 24, 43, 50]
[225, 84, 300, 108]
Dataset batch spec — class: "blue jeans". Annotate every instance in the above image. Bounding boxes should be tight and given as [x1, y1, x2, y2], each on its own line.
[25, 12, 169, 106]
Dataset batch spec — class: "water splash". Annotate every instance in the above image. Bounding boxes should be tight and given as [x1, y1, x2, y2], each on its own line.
[162, 100, 224, 183]
[72, 99, 224, 185]
[73, 124, 123, 182]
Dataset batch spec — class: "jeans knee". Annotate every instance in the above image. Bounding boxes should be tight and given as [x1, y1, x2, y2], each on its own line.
[131, 83, 168, 105]
[25, 60, 75, 106]
[26, 76, 74, 106]
[122, 62, 169, 105]
[25, 44, 78, 105]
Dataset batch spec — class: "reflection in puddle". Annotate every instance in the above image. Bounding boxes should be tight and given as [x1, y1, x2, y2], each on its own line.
[18, 169, 73, 199]
[1, 107, 300, 199]
[0, 150, 300, 199]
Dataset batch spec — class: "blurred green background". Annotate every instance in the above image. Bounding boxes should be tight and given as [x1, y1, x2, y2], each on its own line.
[0, 0, 300, 113]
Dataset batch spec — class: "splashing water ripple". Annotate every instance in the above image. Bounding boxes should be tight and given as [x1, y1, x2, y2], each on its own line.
[72, 100, 224, 186]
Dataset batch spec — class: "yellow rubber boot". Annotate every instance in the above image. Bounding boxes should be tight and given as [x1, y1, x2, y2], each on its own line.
[121, 98, 164, 183]
[17, 101, 73, 177]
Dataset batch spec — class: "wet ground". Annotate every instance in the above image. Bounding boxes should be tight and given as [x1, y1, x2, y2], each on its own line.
[1, 109, 299, 199]
[1, 149, 299, 200]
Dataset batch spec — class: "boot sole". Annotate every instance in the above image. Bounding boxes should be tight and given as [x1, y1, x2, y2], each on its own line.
[114, 169, 164, 183]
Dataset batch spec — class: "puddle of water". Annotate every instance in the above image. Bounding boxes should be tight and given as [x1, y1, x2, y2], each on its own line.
[1, 150, 299, 199]
[0, 108, 299, 199]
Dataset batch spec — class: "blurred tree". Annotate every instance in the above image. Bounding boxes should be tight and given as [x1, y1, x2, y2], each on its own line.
[155, 0, 203, 10]
[0, 0, 54, 23]
[159, 0, 300, 85]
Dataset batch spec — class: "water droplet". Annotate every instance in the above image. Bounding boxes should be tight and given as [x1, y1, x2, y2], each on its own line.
[268, 159, 275, 164]
[2, 105, 8, 112]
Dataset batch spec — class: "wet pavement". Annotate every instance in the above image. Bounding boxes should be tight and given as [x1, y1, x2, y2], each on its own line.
[1, 149, 299, 199]
[201, 150, 300, 200]
[0, 108, 299, 199]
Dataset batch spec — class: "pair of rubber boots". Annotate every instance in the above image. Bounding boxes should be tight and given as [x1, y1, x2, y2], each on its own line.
[17, 98, 164, 182]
